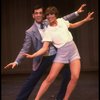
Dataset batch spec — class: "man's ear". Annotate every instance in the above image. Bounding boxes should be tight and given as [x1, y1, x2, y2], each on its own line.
[43, 14, 45, 18]
[32, 14, 34, 19]
[43, 14, 46, 19]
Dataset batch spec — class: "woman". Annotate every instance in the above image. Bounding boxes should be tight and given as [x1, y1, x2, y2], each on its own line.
[23, 6, 94, 100]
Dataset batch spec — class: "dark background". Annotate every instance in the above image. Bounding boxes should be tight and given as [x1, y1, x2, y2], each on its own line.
[1, 0, 98, 74]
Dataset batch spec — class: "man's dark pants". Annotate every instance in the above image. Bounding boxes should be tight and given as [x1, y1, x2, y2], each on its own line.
[16, 55, 70, 100]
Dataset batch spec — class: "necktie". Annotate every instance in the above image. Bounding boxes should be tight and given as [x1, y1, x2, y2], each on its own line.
[40, 23, 44, 29]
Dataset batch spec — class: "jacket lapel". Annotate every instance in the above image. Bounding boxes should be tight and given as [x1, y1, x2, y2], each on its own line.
[32, 24, 42, 41]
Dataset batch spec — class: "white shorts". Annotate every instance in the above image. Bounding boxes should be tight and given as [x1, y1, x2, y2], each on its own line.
[53, 41, 80, 64]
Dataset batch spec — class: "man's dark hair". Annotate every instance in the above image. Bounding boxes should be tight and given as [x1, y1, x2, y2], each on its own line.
[32, 4, 44, 13]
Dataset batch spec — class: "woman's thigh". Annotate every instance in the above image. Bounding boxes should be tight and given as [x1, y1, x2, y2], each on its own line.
[47, 62, 65, 80]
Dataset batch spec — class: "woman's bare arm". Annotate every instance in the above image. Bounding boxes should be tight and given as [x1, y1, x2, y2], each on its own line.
[22, 42, 50, 59]
[69, 12, 94, 28]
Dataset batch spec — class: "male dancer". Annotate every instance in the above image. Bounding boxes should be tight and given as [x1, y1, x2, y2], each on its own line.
[5, 4, 86, 100]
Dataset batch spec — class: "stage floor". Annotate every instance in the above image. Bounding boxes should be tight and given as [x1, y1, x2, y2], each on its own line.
[2, 71, 99, 100]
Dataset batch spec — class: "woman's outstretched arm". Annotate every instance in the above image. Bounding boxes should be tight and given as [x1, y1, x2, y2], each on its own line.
[22, 42, 50, 59]
[69, 12, 94, 28]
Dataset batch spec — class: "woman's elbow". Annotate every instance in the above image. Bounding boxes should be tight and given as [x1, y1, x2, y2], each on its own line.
[69, 24, 75, 28]
[44, 47, 49, 52]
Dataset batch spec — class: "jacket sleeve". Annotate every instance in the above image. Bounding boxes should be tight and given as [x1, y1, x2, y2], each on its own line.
[63, 12, 79, 21]
[14, 32, 32, 65]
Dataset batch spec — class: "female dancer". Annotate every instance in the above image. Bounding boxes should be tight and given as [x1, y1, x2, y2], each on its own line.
[23, 6, 94, 100]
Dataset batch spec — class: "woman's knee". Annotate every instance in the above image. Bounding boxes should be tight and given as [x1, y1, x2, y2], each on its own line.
[71, 74, 79, 82]
[45, 75, 56, 83]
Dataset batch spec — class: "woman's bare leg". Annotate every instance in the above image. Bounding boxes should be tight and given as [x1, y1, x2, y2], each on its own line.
[35, 62, 64, 100]
[63, 59, 81, 100]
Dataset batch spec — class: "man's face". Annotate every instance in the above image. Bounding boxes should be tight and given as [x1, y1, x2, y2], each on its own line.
[32, 8, 43, 23]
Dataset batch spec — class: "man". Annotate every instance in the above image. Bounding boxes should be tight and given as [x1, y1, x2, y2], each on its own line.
[5, 4, 86, 100]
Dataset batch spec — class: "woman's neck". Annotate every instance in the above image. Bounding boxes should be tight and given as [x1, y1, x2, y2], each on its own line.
[50, 20, 57, 26]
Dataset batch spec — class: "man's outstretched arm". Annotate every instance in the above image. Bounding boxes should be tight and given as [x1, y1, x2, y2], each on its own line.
[63, 4, 86, 21]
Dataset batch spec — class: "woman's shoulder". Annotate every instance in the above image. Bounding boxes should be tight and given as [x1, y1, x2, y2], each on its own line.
[57, 18, 69, 23]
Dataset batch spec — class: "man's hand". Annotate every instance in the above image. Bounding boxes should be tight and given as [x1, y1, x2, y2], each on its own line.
[77, 4, 86, 14]
[4, 62, 17, 69]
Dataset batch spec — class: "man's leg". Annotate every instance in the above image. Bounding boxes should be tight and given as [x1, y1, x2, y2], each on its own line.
[56, 64, 71, 100]
[16, 55, 55, 100]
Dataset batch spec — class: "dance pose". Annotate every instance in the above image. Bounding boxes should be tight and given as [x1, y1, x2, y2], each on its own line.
[23, 6, 94, 100]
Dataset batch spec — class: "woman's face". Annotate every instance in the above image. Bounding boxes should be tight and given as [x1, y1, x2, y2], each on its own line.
[46, 14, 57, 24]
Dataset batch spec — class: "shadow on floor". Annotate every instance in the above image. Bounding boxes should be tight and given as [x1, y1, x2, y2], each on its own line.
[1, 71, 99, 100]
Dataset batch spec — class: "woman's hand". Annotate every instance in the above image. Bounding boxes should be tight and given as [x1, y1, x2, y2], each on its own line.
[22, 53, 35, 59]
[84, 12, 94, 22]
